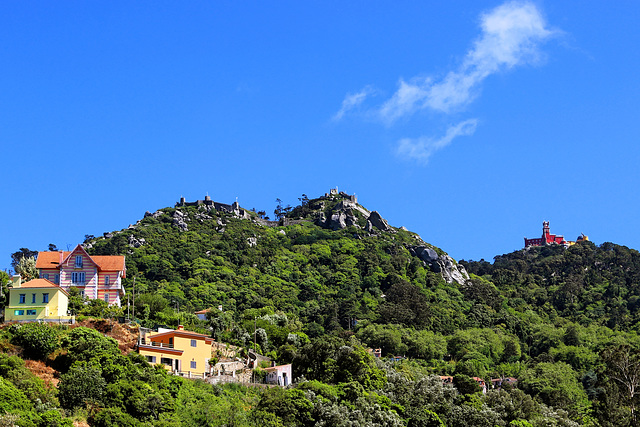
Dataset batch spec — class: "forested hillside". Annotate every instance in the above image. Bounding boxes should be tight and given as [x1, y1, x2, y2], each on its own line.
[3, 191, 640, 426]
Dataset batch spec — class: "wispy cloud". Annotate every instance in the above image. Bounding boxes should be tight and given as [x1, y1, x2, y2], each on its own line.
[381, 1, 553, 122]
[336, 1, 556, 165]
[333, 86, 375, 121]
[396, 119, 478, 163]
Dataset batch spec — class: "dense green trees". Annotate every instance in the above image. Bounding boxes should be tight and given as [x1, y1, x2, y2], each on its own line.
[6, 194, 640, 425]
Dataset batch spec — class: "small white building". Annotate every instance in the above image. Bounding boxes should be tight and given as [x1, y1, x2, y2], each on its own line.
[264, 364, 292, 386]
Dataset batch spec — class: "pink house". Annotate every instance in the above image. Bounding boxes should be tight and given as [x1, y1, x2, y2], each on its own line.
[35, 245, 126, 306]
[265, 364, 292, 386]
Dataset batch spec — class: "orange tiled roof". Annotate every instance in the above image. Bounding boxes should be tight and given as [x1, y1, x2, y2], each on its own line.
[36, 251, 125, 272]
[19, 278, 59, 288]
[92, 256, 125, 271]
[35, 251, 68, 269]
[16, 279, 69, 295]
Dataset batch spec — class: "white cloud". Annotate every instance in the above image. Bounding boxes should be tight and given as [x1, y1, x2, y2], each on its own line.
[380, 1, 554, 121]
[336, 1, 556, 165]
[333, 86, 375, 120]
[396, 119, 478, 163]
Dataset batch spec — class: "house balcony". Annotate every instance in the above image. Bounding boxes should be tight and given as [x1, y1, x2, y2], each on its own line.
[139, 338, 174, 349]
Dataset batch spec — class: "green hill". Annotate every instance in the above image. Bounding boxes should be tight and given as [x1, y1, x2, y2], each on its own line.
[87, 191, 471, 336]
[3, 190, 640, 426]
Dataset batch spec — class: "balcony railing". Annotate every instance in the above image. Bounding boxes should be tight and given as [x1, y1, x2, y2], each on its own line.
[139, 338, 174, 349]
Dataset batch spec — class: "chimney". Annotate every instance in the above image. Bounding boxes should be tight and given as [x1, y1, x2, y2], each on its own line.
[11, 275, 21, 288]
[177, 325, 184, 330]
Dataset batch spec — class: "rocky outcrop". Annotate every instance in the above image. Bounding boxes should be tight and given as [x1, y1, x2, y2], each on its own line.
[172, 210, 189, 232]
[128, 235, 146, 248]
[368, 211, 391, 232]
[330, 212, 347, 230]
[410, 245, 469, 285]
[316, 196, 390, 233]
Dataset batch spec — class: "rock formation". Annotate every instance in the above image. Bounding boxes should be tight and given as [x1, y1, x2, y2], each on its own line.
[409, 245, 469, 285]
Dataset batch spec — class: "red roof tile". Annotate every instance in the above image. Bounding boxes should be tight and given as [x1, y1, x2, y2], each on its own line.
[35, 251, 67, 269]
[36, 250, 125, 273]
[16, 279, 69, 295]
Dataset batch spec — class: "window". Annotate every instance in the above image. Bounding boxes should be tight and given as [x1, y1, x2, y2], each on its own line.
[160, 357, 172, 366]
[14, 310, 24, 316]
[190, 361, 197, 369]
[42, 293, 49, 303]
[80, 290, 85, 298]
[42, 273, 49, 280]
[105, 275, 110, 285]
[31, 294, 36, 303]
[75, 255, 83, 268]
[71, 272, 85, 285]
[104, 294, 110, 303]
[190, 339, 197, 347]
[19, 294, 25, 304]
[26, 309, 36, 316]
[145, 355, 157, 363]
[54, 274, 59, 284]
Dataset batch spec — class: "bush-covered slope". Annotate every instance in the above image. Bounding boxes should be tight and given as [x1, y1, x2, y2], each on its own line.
[461, 242, 640, 329]
[87, 194, 471, 336]
[7, 191, 640, 426]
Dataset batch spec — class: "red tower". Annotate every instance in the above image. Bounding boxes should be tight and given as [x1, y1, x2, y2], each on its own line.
[525, 221, 567, 248]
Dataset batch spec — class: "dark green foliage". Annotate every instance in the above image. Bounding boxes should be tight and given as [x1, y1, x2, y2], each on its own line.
[293, 336, 386, 390]
[0, 353, 58, 406]
[462, 242, 640, 329]
[452, 374, 481, 395]
[519, 362, 589, 419]
[0, 377, 31, 413]
[89, 407, 141, 427]
[58, 362, 106, 409]
[10, 247, 38, 271]
[255, 388, 314, 427]
[10, 322, 60, 360]
[59, 326, 120, 366]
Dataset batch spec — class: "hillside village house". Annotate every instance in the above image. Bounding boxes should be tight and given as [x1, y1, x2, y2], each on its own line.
[137, 325, 214, 377]
[264, 364, 292, 386]
[36, 245, 126, 307]
[4, 276, 74, 322]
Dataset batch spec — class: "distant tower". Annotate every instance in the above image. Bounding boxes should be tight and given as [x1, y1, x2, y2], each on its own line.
[542, 221, 550, 239]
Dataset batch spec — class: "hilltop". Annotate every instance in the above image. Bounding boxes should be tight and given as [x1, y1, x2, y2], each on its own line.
[85, 189, 471, 334]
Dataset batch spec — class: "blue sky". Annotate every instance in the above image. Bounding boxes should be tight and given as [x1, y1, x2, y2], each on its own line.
[2, 1, 640, 270]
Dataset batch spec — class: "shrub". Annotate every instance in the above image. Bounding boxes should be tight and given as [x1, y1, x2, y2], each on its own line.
[11, 322, 60, 360]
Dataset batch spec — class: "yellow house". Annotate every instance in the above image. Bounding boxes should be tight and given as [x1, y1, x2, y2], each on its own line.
[4, 277, 74, 323]
[137, 325, 214, 377]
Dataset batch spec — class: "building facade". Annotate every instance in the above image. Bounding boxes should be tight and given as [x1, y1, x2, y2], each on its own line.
[264, 364, 292, 386]
[4, 277, 74, 322]
[137, 325, 214, 377]
[35, 245, 126, 306]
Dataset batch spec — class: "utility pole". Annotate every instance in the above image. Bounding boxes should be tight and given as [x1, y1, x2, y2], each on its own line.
[132, 276, 136, 322]
[253, 316, 258, 385]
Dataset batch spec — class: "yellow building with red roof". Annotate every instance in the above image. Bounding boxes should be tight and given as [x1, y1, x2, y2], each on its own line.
[35, 244, 126, 307]
[4, 276, 74, 322]
[137, 325, 214, 377]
